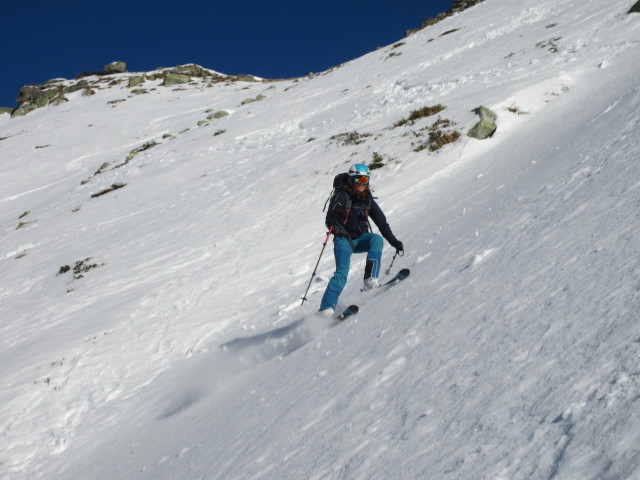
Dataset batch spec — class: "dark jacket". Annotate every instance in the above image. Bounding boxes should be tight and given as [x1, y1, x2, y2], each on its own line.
[325, 189, 399, 246]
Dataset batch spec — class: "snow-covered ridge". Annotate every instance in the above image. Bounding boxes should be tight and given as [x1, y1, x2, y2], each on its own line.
[1, 1, 639, 478]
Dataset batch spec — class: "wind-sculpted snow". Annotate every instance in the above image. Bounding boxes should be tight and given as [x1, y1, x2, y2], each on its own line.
[1, 0, 639, 479]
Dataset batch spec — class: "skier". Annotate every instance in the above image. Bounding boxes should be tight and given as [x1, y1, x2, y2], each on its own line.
[319, 164, 404, 315]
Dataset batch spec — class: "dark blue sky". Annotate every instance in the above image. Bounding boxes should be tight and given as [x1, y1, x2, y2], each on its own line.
[2, 0, 453, 108]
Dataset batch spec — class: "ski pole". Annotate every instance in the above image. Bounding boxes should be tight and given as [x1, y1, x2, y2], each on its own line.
[301, 226, 333, 306]
[384, 248, 404, 275]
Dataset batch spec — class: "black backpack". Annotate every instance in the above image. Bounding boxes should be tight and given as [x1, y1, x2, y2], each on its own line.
[323, 173, 351, 213]
[323, 173, 372, 236]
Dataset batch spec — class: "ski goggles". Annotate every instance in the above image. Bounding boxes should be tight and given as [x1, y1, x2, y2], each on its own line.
[351, 175, 370, 185]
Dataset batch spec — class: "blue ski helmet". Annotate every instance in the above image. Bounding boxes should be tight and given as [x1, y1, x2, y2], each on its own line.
[348, 164, 370, 185]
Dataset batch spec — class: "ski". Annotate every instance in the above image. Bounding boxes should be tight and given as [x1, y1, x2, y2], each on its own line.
[335, 270, 408, 321]
[336, 304, 359, 321]
[383, 268, 411, 288]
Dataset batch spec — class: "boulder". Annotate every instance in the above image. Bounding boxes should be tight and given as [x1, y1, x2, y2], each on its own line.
[12, 84, 66, 117]
[64, 80, 89, 95]
[240, 94, 266, 105]
[128, 76, 145, 88]
[163, 73, 191, 86]
[16, 84, 62, 106]
[103, 61, 127, 74]
[207, 110, 229, 120]
[169, 64, 219, 78]
[12, 103, 38, 117]
[467, 106, 497, 139]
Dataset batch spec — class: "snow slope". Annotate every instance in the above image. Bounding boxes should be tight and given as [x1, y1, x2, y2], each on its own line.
[1, 0, 639, 478]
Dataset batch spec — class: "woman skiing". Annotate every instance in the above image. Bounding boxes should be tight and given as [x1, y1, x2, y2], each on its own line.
[319, 164, 404, 315]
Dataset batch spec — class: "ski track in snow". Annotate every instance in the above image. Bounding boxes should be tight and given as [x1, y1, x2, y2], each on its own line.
[1, 0, 640, 479]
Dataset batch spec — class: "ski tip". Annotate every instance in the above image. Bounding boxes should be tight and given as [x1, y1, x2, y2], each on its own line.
[346, 305, 359, 314]
[382, 268, 411, 287]
[336, 304, 359, 320]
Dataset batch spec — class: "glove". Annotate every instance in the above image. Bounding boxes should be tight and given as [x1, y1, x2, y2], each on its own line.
[392, 240, 404, 253]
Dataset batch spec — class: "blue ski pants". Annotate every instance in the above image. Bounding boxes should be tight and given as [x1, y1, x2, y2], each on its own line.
[319, 233, 383, 311]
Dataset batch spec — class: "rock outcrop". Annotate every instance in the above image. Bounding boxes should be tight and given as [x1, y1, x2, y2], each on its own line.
[467, 106, 497, 139]
[406, 0, 487, 36]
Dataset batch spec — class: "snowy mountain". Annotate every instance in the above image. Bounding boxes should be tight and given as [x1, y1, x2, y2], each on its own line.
[1, 0, 639, 478]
